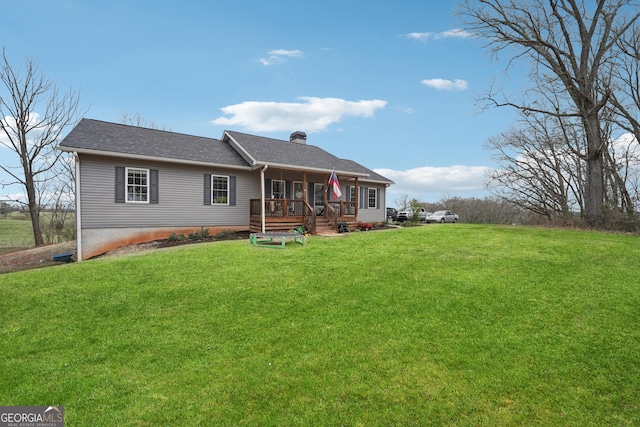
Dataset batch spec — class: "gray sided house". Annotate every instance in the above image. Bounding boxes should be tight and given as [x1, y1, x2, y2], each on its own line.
[59, 119, 394, 260]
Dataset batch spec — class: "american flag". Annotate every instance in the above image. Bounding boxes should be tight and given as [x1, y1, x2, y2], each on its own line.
[328, 169, 342, 199]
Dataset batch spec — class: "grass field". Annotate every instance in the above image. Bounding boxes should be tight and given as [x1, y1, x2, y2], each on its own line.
[0, 214, 34, 252]
[1, 225, 640, 425]
[0, 212, 75, 253]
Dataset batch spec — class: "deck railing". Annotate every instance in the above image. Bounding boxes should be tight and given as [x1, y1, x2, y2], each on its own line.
[250, 199, 357, 219]
[327, 201, 357, 217]
[324, 202, 338, 230]
[250, 199, 356, 234]
[303, 201, 315, 233]
[249, 198, 305, 217]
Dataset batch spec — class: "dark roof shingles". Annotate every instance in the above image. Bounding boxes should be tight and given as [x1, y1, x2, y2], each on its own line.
[60, 119, 392, 183]
[60, 119, 249, 167]
[226, 131, 392, 183]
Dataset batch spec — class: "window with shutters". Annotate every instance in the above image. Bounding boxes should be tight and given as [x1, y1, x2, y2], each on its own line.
[368, 188, 378, 208]
[126, 168, 149, 203]
[212, 175, 229, 205]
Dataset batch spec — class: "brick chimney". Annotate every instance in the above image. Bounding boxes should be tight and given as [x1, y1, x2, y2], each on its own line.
[290, 131, 307, 144]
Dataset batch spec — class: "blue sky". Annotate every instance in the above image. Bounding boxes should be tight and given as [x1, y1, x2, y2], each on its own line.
[0, 0, 521, 206]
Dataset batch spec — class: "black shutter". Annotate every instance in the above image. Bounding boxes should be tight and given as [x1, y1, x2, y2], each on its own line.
[150, 169, 159, 204]
[204, 174, 211, 205]
[376, 188, 380, 209]
[115, 166, 125, 203]
[265, 178, 272, 197]
[229, 176, 236, 206]
[286, 180, 291, 199]
[362, 187, 369, 209]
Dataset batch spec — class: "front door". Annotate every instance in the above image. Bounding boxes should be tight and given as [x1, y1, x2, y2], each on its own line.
[313, 183, 324, 214]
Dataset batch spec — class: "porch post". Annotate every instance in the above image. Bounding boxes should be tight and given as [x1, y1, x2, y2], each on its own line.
[260, 165, 268, 233]
[355, 177, 359, 219]
[74, 152, 82, 261]
[323, 173, 328, 216]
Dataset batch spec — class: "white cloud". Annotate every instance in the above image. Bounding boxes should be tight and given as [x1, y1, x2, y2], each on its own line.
[259, 49, 303, 66]
[435, 29, 474, 39]
[211, 97, 387, 132]
[375, 165, 489, 199]
[404, 29, 473, 41]
[0, 112, 45, 148]
[421, 78, 468, 91]
[2, 191, 26, 203]
[405, 32, 434, 42]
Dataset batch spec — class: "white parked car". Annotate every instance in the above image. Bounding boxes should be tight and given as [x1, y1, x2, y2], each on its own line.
[396, 207, 430, 222]
[425, 210, 459, 223]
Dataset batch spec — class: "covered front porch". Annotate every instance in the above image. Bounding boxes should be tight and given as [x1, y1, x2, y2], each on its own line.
[249, 198, 358, 234]
[249, 169, 363, 234]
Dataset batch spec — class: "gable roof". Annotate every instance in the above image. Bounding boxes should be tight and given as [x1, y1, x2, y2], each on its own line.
[223, 131, 382, 179]
[59, 118, 393, 184]
[59, 119, 249, 169]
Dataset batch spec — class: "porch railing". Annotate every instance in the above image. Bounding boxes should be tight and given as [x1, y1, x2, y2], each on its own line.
[303, 201, 315, 233]
[327, 201, 357, 217]
[250, 199, 357, 219]
[324, 202, 338, 230]
[249, 198, 356, 234]
[249, 198, 305, 217]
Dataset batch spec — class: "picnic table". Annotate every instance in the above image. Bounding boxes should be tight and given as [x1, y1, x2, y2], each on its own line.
[249, 232, 306, 248]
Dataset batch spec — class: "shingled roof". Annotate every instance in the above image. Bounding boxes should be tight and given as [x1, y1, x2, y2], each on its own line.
[59, 118, 393, 184]
[223, 131, 384, 179]
[59, 119, 249, 168]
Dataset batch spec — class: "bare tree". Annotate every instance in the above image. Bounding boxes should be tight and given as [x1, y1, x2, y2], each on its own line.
[394, 194, 411, 210]
[39, 152, 76, 243]
[458, 0, 640, 225]
[485, 109, 586, 220]
[0, 48, 83, 245]
[437, 195, 529, 224]
[608, 25, 640, 142]
[119, 112, 171, 131]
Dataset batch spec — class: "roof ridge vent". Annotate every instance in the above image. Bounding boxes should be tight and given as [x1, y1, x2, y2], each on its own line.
[290, 131, 307, 144]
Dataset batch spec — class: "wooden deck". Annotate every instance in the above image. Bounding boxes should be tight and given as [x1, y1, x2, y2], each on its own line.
[249, 199, 358, 234]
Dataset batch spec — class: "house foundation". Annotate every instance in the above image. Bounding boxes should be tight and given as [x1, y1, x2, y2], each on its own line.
[80, 226, 248, 260]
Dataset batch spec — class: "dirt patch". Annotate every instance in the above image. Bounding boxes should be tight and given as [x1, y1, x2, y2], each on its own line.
[0, 241, 77, 275]
[0, 231, 254, 275]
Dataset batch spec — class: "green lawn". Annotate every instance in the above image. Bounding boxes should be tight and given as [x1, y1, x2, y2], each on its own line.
[2, 225, 640, 425]
[0, 212, 75, 253]
[0, 214, 34, 252]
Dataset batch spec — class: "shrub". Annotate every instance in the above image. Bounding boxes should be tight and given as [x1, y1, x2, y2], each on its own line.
[188, 227, 210, 241]
[167, 233, 186, 242]
[214, 229, 238, 240]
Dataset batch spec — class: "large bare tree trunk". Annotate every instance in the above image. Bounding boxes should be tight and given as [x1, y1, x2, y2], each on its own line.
[459, 0, 640, 227]
[584, 114, 606, 225]
[0, 48, 83, 246]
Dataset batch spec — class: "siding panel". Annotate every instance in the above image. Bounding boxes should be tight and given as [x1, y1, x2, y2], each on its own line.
[80, 155, 259, 229]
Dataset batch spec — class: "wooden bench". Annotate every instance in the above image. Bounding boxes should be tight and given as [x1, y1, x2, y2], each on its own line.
[249, 232, 306, 248]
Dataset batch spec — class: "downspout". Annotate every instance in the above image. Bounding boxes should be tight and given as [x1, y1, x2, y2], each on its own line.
[260, 164, 268, 233]
[74, 152, 82, 261]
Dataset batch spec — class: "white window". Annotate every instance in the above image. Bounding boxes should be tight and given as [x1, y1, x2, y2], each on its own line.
[126, 167, 149, 203]
[212, 175, 229, 205]
[368, 188, 378, 208]
[347, 186, 356, 203]
[271, 179, 285, 199]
